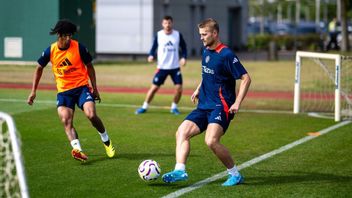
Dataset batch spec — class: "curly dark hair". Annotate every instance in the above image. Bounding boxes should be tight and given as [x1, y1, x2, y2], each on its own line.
[49, 19, 77, 35]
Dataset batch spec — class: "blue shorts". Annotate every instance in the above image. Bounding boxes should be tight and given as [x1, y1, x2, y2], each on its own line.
[152, 68, 182, 86]
[185, 108, 235, 133]
[56, 85, 94, 110]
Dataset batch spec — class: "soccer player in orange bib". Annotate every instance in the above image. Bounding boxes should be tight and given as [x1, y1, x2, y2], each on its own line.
[27, 19, 115, 162]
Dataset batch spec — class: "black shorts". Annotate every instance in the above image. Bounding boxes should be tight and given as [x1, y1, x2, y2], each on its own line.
[56, 85, 94, 110]
[185, 107, 235, 133]
[152, 68, 182, 86]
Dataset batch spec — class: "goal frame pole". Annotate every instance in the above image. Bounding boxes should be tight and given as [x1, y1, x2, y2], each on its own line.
[293, 51, 341, 122]
[0, 112, 29, 198]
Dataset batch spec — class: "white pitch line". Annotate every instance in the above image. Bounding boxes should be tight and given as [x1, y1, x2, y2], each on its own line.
[161, 120, 352, 198]
[0, 98, 291, 114]
[2, 97, 350, 196]
[308, 112, 334, 120]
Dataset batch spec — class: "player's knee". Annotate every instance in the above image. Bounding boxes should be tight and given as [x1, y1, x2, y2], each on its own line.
[151, 84, 159, 91]
[85, 111, 97, 120]
[175, 130, 184, 140]
[60, 117, 71, 125]
[175, 85, 182, 93]
[176, 128, 190, 140]
[205, 138, 218, 149]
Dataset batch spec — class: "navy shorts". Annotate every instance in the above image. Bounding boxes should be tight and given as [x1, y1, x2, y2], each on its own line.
[56, 85, 94, 110]
[152, 68, 182, 86]
[185, 108, 235, 133]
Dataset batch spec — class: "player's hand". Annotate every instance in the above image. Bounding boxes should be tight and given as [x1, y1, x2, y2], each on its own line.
[179, 58, 187, 67]
[147, 55, 154, 63]
[191, 89, 199, 104]
[92, 90, 101, 103]
[229, 103, 240, 114]
[95, 96, 101, 103]
[27, 92, 36, 105]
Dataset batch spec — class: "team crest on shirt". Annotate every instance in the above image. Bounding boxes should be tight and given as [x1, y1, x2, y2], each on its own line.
[205, 55, 210, 63]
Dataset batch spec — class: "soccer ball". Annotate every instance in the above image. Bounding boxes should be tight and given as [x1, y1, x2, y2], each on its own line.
[138, 159, 161, 181]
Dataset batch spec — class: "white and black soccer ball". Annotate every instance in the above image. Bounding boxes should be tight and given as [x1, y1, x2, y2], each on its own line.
[138, 159, 161, 181]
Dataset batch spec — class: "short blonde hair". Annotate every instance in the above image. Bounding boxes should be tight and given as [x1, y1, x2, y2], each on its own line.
[198, 18, 219, 33]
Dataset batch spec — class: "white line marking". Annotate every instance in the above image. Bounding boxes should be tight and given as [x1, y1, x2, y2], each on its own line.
[161, 120, 352, 198]
[0, 98, 291, 114]
[308, 112, 334, 120]
[2, 98, 350, 196]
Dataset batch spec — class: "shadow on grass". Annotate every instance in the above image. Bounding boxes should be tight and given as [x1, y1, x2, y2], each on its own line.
[73, 152, 200, 170]
[146, 181, 190, 189]
[117, 152, 181, 160]
[79, 155, 111, 165]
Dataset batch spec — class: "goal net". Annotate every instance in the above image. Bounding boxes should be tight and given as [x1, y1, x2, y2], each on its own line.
[293, 51, 352, 121]
[0, 112, 29, 198]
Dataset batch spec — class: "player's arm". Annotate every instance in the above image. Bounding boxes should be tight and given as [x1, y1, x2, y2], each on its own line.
[79, 44, 100, 102]
[28, 47, 50, 105]
[229, 73, 251, 114]
[27, 65, 44, 105]
[148, 35, 158, 62]
[225, 53, 251, 114]
[86, 62, 101, 102]
[179, 33, 187, 67]
[191, 80, 202, 104]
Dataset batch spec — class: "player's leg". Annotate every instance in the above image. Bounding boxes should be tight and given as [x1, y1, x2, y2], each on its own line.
[57, 106, 88, 162]
[135, 84, 159, 114]
[79, 87, 115, 158]
[170, 84, 182, 115]
[57, 106, 75, 141]
[332, 33, 339, 50]
[206, 108, 243, 186]
[175, 120, 200, 165]
[205, 124, 243, 186]
[82, 101, 105, 132]
[162, 120, 200, 183]
[57, 91, 88, 162]
[136, 69, 166, 114]
[145, 84, 160, 104]
[205, 124, 234, 168]
[162, 109, 207, 183]
[170, 68, 183, 115]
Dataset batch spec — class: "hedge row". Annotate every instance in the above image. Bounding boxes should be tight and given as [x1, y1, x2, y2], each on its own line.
[247, 34, 325, 51]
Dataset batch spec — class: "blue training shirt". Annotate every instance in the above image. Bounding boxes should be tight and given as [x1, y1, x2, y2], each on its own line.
[197, 43, 247, 110]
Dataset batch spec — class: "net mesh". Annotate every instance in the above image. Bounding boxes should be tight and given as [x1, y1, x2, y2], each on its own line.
[0, 119, 21, 198]
[300, 56, 352, 120]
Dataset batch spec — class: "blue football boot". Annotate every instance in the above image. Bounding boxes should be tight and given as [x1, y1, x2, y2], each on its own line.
[222, 173, 244, 186]
[135, 108, 147, 115]
[162, 170, 188, 183]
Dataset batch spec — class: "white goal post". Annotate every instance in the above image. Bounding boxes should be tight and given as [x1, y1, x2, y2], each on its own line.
[294, 51, 344, 122]
[0, 112, 29, 198]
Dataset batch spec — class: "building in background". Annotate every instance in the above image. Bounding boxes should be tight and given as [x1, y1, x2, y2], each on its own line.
[0, 0, 95, 62]
[96, 0, 248, 58]
[0, 0, 248, 61]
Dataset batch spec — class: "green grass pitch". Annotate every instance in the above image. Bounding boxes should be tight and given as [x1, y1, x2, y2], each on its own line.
[1, 88, 351, 197]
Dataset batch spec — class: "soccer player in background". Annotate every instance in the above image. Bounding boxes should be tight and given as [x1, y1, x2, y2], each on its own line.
[135, 15, 188, 115]
[162, 18, 251, 186]
[27, 19, 115, 162]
